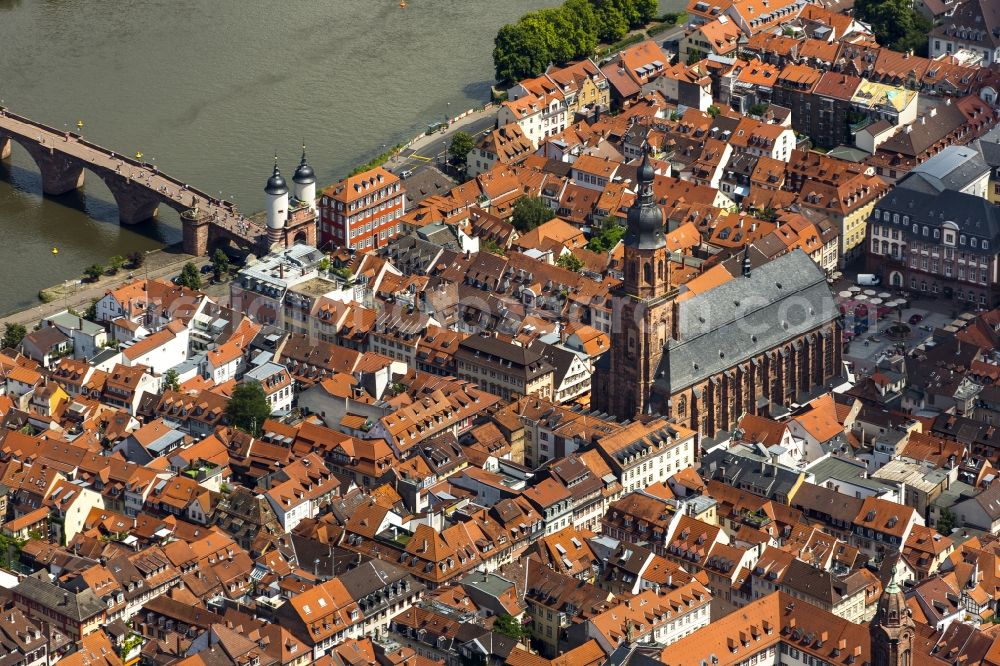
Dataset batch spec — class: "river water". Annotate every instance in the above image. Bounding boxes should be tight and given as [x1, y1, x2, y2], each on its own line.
[0, 0, 680, 314]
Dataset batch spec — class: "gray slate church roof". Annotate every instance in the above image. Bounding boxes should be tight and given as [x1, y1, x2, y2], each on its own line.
[654, 249, 838, 395]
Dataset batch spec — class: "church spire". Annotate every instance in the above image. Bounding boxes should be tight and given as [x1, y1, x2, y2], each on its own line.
[871, 563, 914, 666]
[623, 145, 665, 251]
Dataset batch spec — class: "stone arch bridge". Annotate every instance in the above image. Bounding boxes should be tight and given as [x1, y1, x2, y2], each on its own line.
[0, 107, 305, 256]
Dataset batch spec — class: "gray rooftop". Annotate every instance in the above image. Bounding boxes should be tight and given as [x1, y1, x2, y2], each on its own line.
[900, 145, 990, 194]
[807, 456, 895, 493]
[44, 311, 105, 337]
[655, 250, 838, 394]
[14, 572, 106, 622]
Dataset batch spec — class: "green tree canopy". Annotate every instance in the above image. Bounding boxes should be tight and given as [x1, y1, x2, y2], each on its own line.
[493, 17, 560, 83]
[127, 250, 145, 268]
[108, 255, 126, 274]
[163, 368, 180, 392]
[538, 7, 597, 65]
[587, 216, 626, 253]
[634, 0, 658, 24]
[2, 323, 26, 350]
[177, 262, 202, 290]
[556, 253, 584, 272]
[449, 131, 476, 166]
[854, 0, 931, 55]
[937, 507, 956, 536]
[84, 264, 104, 282]
[211, 249, 231, 282]
[511, 196, 555, 233]
[492, 614, 530, 641]
[226, 381, 271, 436]
[594, 0, 629, 42]
[492, 0, 662, 82]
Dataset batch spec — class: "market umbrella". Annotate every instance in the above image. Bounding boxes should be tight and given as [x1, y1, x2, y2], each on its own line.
[869, 297, 883, 305]
[878, 292, 891, 299]
[854, 293, 868, 301]
[849, 286, 862, 293]
[864, 289, 877, 296]
[839, 291, 853, 298]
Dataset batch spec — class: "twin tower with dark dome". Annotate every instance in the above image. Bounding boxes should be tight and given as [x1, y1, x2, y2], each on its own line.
[265, 147, 317, 234]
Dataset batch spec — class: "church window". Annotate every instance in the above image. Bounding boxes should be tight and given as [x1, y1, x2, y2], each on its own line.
[644, 262, 653, 284]
[678, 395, 687, 416]
[658, 260, 665, 281]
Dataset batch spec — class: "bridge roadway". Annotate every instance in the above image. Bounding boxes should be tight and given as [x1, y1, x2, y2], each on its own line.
[0, 106, 266, 253]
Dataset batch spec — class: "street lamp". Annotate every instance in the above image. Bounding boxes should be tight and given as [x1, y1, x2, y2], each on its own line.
[446, 101, 451, 125]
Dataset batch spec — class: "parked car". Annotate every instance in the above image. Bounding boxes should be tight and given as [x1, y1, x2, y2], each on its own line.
[200, 264, 214, 274]
[908, 314, 923, 325]
[399, 169, 413, 179]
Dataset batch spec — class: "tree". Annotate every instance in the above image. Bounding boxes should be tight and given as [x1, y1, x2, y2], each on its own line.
[561, 0, 599, 51]
[493, 16, 559, 83]
[2, 323, 26, 350]
[686, 49, 705, 65]
[177, 262, 202, 290]
[937, 507, 956, 536]
[84, 263, 104, 282]
[556, 253, 584, 272]
[538, 6, 596, 64]
[756, 205, 778, 222]
[163, 368, 180, 392]
[854, 0, 931, 56]
[593, 0, 629, 43]
[108, 255, 126, 275]
[748, 102, 768, 117]
[449, 132, 475, 167]
[483, 238, 505, 255]
[84, 299, 98, 322]
[211, 249, 230, 282]
[226, 381, 271, 436]
[634, 0, 659, 24]
[127, 250, 145, 268]
[492, 614, 530, 642]
[707, 105, 721, 118]
[587, 216, 626, 252]
[511, 196, 554, 233]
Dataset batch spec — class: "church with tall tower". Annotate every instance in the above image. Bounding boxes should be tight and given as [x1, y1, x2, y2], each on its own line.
[593, 148, 843, 438]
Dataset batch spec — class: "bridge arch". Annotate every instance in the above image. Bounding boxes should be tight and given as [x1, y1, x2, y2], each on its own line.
[0, 129, 189, 224]
[0, 110, 270, 255]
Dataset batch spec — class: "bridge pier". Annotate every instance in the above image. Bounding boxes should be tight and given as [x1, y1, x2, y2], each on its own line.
[0, 135, 9, 160]
[181, 208, 211, 256]
[23, 143, 85, 195]
[102, 174, 161, 224]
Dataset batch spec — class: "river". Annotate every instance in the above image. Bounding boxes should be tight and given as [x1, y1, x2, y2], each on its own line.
[0, 0, 681, 314]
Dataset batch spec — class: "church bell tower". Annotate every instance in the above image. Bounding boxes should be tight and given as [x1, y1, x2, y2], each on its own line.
[871, 566, 914, 666]
[600, 147, 675, 418]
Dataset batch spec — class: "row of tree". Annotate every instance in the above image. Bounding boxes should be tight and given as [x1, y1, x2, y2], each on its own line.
[493, 0, 659, 84]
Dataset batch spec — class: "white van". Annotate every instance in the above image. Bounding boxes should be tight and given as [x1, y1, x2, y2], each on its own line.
[857, 273, 880, 286]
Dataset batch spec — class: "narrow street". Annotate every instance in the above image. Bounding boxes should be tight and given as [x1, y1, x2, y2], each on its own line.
[385, 107, 498, 178]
